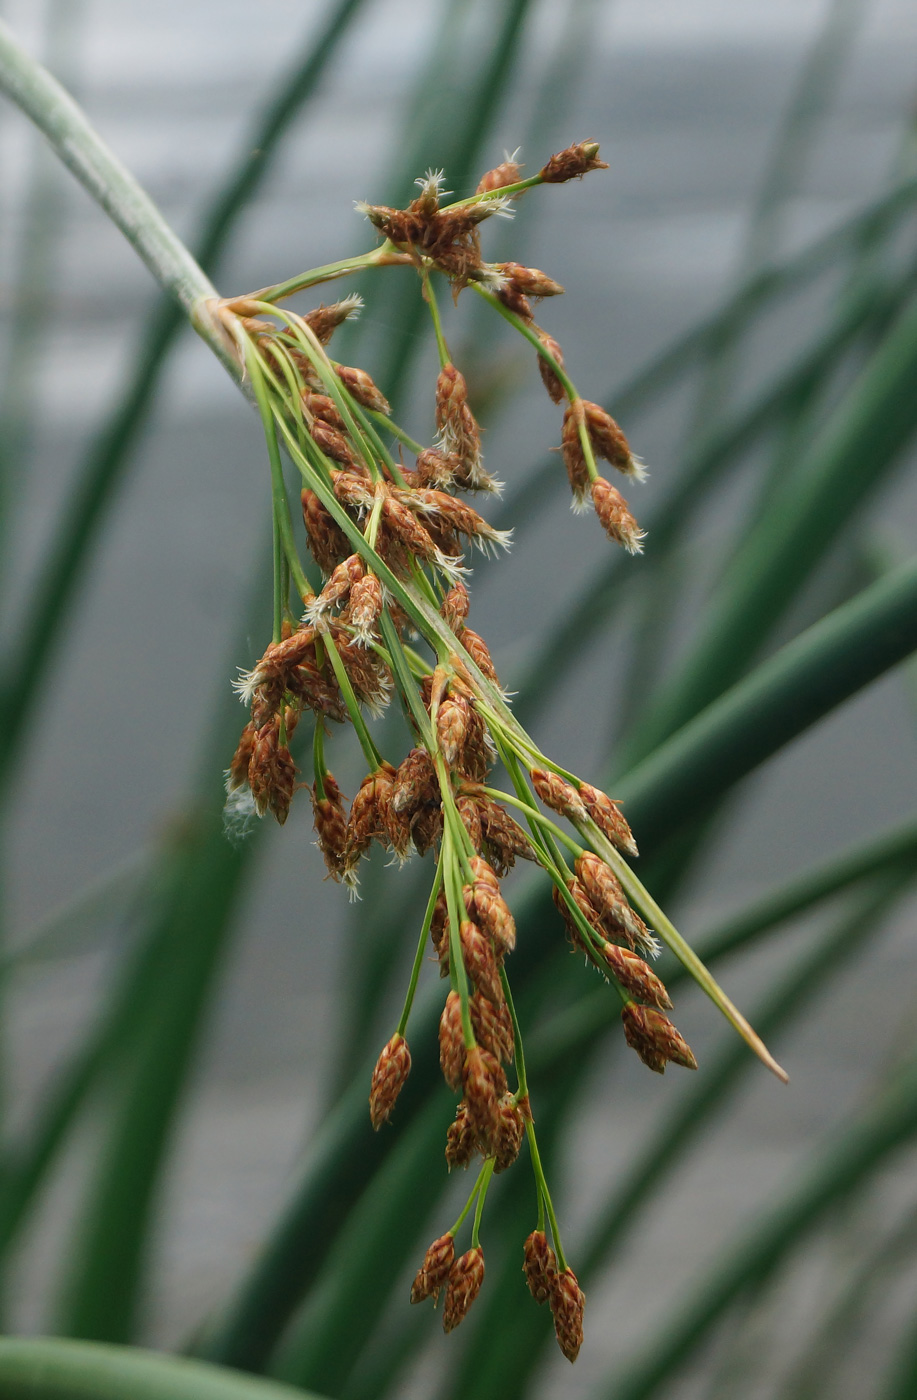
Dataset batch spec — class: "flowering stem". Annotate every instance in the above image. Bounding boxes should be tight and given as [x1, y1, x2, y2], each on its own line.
[470, 1159, 495, 1249]
[449, 1161, 489, 1238]
[469, 284, 578, 400]
[396, 862, 444, 1038]
[422, 268, 451, 368]
[249, 242, 408, 304]
[322, 633, 381, 770]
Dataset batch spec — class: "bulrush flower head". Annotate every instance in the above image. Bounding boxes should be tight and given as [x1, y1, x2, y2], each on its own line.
[551, 1267, 586, 1362]
[411, 1232, 455, 1304]
[439, 991, 465, 1091]
[591, 477, 645, 554]
[442, 1247, 485, 1332]
[304, 293, 363, 345]
[462, 1044, 507, 1154]
[476, 155, 523, 193]
[621, 1003, 697, 1073]
[537, 331, 567, 404]
[523, 1230, 557, 1304]
[445, 1100, 478, 1170]
[539, 139, 608, 183]
[369, 1033, 412, 1128]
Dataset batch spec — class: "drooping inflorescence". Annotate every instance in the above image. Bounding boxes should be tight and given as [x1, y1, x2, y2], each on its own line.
[217, 140, 784, 1363]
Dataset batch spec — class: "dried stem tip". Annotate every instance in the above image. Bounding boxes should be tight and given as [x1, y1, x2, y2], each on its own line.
[551, 1267, 586, 1362]
[443, 1247, 485, 1332]
[369, 1033, 412, 1128]
[621, 1003, 697, 1074]
[523, 1230, 557, 1305]
[540, 140, 608, 183]
[411, 1233, 455, 1303]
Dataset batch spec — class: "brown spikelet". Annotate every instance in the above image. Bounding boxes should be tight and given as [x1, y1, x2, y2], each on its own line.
[393, 746, 439, 818]
[523, 1230, 557, 1304]
[439, 991, 465, 1091]
[416, 447, 463, 488]
[302, 488, 350, 574]
[497, 262, 564, 298]
[442, 1248, 485, 1332]
[310, 772, 349, 878]
[347, 573, 383, 642]
[267, 745, 296, 825]
[445, 1100, 478, 1169]
[621, 1003, 697, 1073]
[575, 852, 644, 946]
[441, 580, 470, 630]
[410, 1233, 455, 1304]
[435, 364, 483, 478]
[412, 804, 445, 856]
[302, 391, 345, 431]
[469, 992, 514, 1064]
[248, 720, 278, 816]
[493, 1093, 525, 1173]
[457, 626, 500, 685]
[460, 920, 503, 1005]
[437, 695, 469, 768]
[578, 781, 638, 856]
[344, 766, 396, 870]
[550, 1268, 586, 1362]
[598, 943, 672, 1009]
[581, 400, 643, 478]
[531, 767, 587, 822]
[540, 139, 608, 183]
[305, 297, 363, 345]
[537, 331, 567, 404]
[561, 400, 590, 508]
[430, 888, 450, 974]
[369, 1033, 411, 1128]
[457, 794, 484, 852]
[477, 797, 537, 874]
[336, 363, 390, 414]
[591, 476, 644, 554]
[496, 281, 533, 319]
[476, 158, 522, 193]
[471, 885, 516, 957]
[227, 721, 256, 791]
[311, 419, 359, 469]
[286, 659, 347, 722]
[382, 494, 442, 565]
[462, 1045, 507, 1154]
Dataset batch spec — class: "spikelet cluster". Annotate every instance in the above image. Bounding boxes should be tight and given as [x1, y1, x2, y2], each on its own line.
[221, 140, 714, 1365]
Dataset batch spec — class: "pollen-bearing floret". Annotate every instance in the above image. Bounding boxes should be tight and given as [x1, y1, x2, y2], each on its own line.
[218, 137, 785, 1364]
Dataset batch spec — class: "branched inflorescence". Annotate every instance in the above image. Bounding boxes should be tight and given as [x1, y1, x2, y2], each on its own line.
[217, 140, 784, 1364]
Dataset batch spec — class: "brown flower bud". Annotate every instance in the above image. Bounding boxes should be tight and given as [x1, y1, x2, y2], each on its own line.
[496, 262, 564, 298]
[493, 1093, 525, 1173]
[310, 772, 349, 879]
[469, 991, 514, 1064]
[439, 991, 465, 1091]
[336, 363, 390, 414]
[578, 781, 638, 856]
[621, 1003, 697, 1073]
[537, 332, 566, 404]
[347, 573, 383, 643]
[456, 794, 483, 852]
[440, 580, 470, 630]
[460, 920, 503, 1005]
[477, 798, 537, 875]
[591, 476, 644, 554]
[476, 159, 522, 193]
[369, 1033, 411, 1128]
[411, 1233, 455, 1304]
[523, 1230, 557, 1304]
[302, 391, 345, 431]
[311, 419, 359, 469]
[302, 488, 349, 574]
[445, 1100, 478, 1169]
[442, 1247, 485, 1332]
[471, 885, 516, 957]
[305, 295, 363, 345]
[531, 767, 588, 822]
[539, 139, 608, 183]
[457, 625, 500, 685]
[581, 400, 644, 479]
[561, 400, 591, 508]
[575, 852, 644, 946]
[550, 1267, 585, 1362]
[599, 943, 672, 1010]
[437, 695, 469, 768]
[462, 1045, 507, 1154]
[227, 721, 256, 791]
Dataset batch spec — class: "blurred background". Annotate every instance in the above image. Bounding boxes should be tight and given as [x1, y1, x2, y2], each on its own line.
[3, 0, 917, 1397]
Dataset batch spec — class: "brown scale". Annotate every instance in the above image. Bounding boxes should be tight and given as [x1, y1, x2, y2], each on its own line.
[469, 991, 514, 1064]
[496, 262, 564, 299]
[560, 401, 590, 506]
[335, 364, 390, 414]
[368, 1032, 412, 1128]
[621, 1003, 697, 1074]
[599, 942, 672, 1010]
[302, 489, 350, 574]
[305, 299, 362, 346]
[442, 1248, 485, 1334]
[445, 1100, 478, 1169]
[410, 1234, 454, 1305]
[440, 580, 470, 630]
[537, 330, 566, 404]
[343, 765, 397, 869]
[578, 781, 638, 856]
[309, 772, 349, 879]
[438, 991, 465, 1091]
[523, 1230, 557, 1306]
[476, 796, 536, 874]
[591, 477, 644, 554]
[311, 420, 359, 469]
[550, 1268, 586, 1363]
[302, 391, 345, 431]
[539, 139, 608, 183]
[492, 1093, 525, 1173]
[456, 794, 483, 852]
[459, 919, 503, 1006]
[227, 721, 256, 791]
[456, 625, 500, 685]
[285, 660, 347, 723]
[461, 1045, 507, 1156]
[496, 281, 533, 320]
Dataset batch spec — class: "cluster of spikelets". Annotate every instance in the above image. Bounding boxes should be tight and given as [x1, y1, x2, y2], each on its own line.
[222, 141, 700, 1365]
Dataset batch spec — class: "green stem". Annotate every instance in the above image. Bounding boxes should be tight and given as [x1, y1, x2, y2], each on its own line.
[450, 1162, 489, 1238]
[322, 633, 381, 769]
[253, 242, 406, 304]
[396, 862, 444, 1038]
[423, 268, 451, 367]
[470, 1159, 495, 1249]
[525, 1121, 566, 1271]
